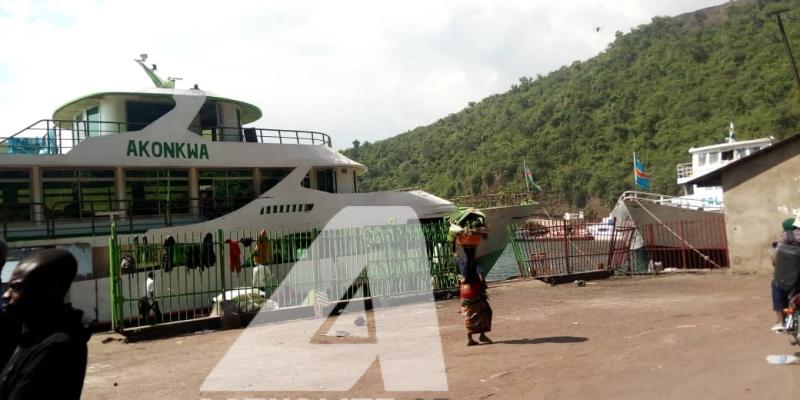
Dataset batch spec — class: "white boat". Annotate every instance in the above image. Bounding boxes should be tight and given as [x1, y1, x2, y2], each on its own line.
[0, 56, 532, 325]
[616, 123, 774, 249]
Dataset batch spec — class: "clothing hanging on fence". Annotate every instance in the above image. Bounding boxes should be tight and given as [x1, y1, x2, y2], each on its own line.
[185, 244, 202, 270]
[225, 239, 242, 273]
[201, 233, 215, 270]
[163, 236, 176, 272]
[255, 229, 271, 265]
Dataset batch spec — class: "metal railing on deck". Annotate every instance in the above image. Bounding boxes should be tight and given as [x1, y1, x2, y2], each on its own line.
[1, 119, 332, 155]
[620, 191, 724, 211]
[451, 192, 534, 208]
[107, 221, 458, 330]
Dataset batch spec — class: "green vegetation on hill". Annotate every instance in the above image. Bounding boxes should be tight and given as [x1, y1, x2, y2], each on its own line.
[343, 0, 800, 215]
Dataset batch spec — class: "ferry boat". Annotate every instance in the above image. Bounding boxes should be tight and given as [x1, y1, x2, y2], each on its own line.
[0, 56, 532, 324]
[615, 123, 774, 251]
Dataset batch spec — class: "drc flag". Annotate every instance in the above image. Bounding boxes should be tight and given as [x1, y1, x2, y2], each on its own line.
[634, 156, 650, 191]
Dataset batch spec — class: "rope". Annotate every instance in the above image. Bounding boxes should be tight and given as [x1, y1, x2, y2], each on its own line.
[632, 198, 723, 269]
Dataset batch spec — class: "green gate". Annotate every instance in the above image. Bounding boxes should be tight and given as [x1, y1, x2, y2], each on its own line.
[108, 221, 458, 330]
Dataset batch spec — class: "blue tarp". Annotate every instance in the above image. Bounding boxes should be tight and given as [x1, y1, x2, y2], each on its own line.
[5, 130, 57, 154]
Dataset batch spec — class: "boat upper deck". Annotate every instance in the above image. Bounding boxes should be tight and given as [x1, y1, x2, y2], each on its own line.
[1, 119, 331, 156]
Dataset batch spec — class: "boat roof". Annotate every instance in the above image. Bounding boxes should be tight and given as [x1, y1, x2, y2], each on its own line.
[52, 88, 263, 124]
[687, 133, 800, 186]
[688, 137, 774, 154]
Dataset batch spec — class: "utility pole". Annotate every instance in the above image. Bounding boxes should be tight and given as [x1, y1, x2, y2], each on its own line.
[768, 8, 800, 96]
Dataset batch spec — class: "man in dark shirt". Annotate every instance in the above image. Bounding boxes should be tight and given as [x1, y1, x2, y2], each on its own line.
[0, 248, 89, 400]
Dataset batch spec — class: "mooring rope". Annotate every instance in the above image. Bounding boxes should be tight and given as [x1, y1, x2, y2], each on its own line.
[632, 197, 723, 269]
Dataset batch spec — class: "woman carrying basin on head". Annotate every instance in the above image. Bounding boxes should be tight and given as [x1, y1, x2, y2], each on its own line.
[450, 209, 492, 346]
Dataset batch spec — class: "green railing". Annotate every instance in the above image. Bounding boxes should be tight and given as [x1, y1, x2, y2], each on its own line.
[108, 221, 458, 330]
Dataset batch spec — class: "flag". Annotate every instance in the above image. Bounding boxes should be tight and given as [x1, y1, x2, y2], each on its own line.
[523, 162, 542, 192]
[634, 154, 650, 191]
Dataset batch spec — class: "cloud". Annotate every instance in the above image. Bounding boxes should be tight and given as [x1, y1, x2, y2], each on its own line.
[0, 0, 724, 149]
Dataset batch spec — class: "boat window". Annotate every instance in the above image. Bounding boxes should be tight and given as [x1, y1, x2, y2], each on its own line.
[721, 150, 734, 161]
[708, 152, 719, 164]
[124, 169, 189, 216]
[272, 205, 278, 214]
[43, 169, 115, 219]
[126, 100, 176, 131]
[301, 173, 311, 188]
[260, 168, 293, 194]
[86, 107, 101, 137]
[315, 168, 337, 193]
[189, 102, 220, 139]
[697, 153, 706, 166]
[199, 169, 256, 215]
[303, 203, 314, 212]
[291, 204, 297, 212]
[0, 170, 32, 222]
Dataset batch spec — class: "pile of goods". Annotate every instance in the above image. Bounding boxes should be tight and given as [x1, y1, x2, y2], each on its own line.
[448, 208, 488, 247]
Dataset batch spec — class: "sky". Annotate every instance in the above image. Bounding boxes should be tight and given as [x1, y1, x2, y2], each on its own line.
[0, 0, 726, 150]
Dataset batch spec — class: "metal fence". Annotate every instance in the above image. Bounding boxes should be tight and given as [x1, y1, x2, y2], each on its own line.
[639, 216, 729, 269]
[508, 219, 636, 278]
[107, 221, 458, 330]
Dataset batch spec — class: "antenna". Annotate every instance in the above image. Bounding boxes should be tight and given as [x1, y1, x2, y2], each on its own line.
[767, 9, 800, 95]
[133, 54, 176, 89]
[727, 121, 736, 143]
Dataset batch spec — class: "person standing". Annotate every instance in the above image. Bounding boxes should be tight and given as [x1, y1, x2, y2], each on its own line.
[453, 236, 493, 346]
[770, 217, 800, 332]
[0, 239, 18, 370]
[0, 248, 89, 399]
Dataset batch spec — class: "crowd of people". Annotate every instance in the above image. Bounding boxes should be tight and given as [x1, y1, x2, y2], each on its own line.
[0, 242, 89, 399]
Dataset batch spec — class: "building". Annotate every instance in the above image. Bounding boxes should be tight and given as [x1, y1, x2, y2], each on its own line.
[688, 134, 800, 273]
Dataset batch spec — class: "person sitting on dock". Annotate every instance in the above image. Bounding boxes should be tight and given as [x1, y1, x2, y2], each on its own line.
[770, 217, 800, 332]
[0, 248, 89, 399]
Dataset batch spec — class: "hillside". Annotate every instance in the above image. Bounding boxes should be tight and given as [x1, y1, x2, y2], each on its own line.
[343, 0, 800, 216]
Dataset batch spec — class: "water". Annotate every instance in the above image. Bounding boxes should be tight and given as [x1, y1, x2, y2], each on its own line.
[486, 244, 520, 282]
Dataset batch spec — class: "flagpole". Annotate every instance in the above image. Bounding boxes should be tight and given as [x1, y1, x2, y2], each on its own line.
[632, 151, 637, 192]
[523, 159, 531, 194]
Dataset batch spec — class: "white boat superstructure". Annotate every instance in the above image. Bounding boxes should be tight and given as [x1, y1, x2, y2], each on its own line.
[0, 58, 531, 325]
[674, 122, 774, 209]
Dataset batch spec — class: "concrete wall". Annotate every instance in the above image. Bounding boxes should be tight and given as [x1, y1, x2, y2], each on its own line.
[722, 139, 800, 272]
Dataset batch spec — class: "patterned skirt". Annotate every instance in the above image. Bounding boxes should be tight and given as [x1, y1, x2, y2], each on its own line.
[461, 287, 492, 334]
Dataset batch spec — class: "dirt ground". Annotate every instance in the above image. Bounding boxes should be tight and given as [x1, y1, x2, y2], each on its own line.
[83, 272, 800, 400]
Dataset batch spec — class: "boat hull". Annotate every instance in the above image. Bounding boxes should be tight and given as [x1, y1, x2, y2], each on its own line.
[621, 198, 726, 249]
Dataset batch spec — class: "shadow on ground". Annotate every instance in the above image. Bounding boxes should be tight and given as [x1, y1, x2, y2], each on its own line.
[496, 336, 588, 345]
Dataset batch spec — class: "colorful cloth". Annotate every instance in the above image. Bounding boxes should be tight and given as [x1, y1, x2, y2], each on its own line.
[225, 239, 242, 273]
[461, 296, 492, 334]
[460, 282, 492, 334]
[255, 229, 271, 265]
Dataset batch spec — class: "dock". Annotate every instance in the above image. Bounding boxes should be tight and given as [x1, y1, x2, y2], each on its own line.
[83, 271, 797, 400]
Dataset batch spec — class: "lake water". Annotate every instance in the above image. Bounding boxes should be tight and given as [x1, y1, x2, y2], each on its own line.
[486, 244, 520, 282]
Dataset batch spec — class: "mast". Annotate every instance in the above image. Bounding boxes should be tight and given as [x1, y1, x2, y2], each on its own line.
[768, 9, 800, 96]
[133, 54, 178, 89]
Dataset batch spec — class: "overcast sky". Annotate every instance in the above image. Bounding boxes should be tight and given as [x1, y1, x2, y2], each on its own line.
[0, 0, 725, 150]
